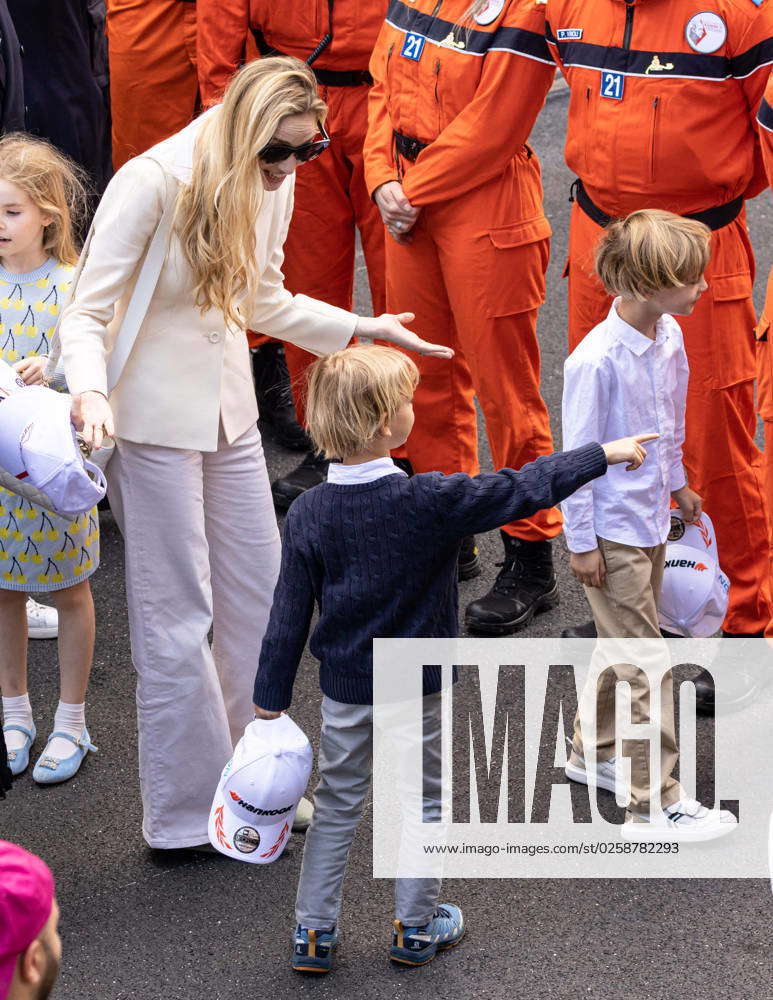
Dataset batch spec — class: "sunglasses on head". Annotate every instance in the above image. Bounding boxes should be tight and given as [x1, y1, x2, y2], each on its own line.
[259, 122, 330, 165]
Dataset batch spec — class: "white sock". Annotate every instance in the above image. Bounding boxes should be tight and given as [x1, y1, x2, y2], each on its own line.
[46, 701, 86, 759]
[2, 693, 33, 752]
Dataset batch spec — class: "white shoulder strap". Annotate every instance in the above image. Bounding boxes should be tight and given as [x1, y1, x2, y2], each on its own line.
[105, 160, 177, 391]
[45, 156, 177, 393]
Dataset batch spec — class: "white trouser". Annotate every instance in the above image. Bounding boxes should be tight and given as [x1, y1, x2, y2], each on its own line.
[109, 424, 281, 848]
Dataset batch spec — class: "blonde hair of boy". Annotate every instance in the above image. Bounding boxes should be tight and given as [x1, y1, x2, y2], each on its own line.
[595, 209, 711, 301]
[305, 345, 419, 459]
[0, 133, 88, 266]
[175, 56, 327, 331]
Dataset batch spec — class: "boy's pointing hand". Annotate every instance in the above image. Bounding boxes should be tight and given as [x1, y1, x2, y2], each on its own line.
[602, 433, 659, 471]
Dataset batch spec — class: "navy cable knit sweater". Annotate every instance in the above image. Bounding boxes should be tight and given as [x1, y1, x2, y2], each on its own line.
[253, 442, 607, 709]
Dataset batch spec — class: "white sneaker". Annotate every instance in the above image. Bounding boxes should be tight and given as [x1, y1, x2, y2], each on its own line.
[565, 752, 626, 796]
[621, 798, 738, 843]
[292, 796, 314, 833]
[26, 598, 58, 639]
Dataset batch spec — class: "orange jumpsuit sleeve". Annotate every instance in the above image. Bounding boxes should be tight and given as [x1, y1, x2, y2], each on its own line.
[757, 70, 773, 194]
[732, 7, 773, 198]
[364, 54, 401, 197]
[197, 0, 251, 107]
[402, 10, 555, 205]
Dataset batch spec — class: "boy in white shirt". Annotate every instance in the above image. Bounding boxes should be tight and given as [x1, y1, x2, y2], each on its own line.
[561, 210, 736, 841]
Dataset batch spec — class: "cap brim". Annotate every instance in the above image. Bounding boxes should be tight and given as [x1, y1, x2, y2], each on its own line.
[208, 779, 297, 864]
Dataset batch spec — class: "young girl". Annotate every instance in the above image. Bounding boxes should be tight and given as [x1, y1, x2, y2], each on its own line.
[0, 134, 98, 784]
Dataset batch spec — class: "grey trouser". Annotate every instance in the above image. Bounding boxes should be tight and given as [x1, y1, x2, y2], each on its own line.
[295, 694, 442, 930]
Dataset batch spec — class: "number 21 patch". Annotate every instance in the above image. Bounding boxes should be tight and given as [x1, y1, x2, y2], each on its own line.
[600, 70, 624, 100]
[401, 31, 425, 61]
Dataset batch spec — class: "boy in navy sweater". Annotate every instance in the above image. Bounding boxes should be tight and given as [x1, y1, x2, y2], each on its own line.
[252, 345, 654, 974]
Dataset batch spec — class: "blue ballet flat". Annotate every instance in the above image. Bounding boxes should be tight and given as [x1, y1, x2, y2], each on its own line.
[32, 729, 97, 785]
[3, 722, 36, 776]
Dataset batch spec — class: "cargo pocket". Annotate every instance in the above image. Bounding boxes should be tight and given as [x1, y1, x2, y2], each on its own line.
[706, 271, 756, 389]
[755, 313, 773, 420]
[484, 216, 552, 317]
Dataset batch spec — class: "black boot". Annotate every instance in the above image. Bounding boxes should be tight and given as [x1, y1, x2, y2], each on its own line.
[693, 630, 769, 716]
[271, 451, 330, 511]
[465, 532, 558, 635]
[458, 535, 481, 582]
[251, 342, 311, 451]
[561, 620, 597, 639]
[561, 622, 680, 640]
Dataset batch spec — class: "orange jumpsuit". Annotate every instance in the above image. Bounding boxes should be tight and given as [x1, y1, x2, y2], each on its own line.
[197, 0, 387, 424]
[364, 0, 560, 541]
[755, 72, 773, 634]
[546, 0, 773, 633]
[107, 0, 200, 170]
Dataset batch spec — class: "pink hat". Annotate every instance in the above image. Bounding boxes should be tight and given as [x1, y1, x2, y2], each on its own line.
[0, 841, 55, 999]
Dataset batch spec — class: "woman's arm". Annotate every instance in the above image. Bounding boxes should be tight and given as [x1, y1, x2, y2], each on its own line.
[247, 180, 453, 358]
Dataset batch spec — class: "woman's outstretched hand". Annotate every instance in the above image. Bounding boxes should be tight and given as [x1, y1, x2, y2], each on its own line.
[71, 390, 115, 449]
[355, 312, 454, 359]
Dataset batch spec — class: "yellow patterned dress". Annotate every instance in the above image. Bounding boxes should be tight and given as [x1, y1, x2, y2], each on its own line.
[0, 257, 99, 592]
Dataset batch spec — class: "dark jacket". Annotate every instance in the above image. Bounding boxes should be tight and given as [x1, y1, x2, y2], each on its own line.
[0, 0, 23, 133]
[8, 0, 111, 193]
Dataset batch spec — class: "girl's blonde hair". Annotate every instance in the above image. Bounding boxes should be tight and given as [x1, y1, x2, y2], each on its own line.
[305, 345, 419, 459]
[0, 134, 88, 265]
[595, 209, 711, 301]
[175, 56, 327, 330]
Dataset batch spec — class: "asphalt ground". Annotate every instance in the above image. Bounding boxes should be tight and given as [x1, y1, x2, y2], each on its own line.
[3, 91, 773, 999]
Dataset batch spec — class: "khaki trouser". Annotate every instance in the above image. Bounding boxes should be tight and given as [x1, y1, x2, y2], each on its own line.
[571, 537, 682, 813]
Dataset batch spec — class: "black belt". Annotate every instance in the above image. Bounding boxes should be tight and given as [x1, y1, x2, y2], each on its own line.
[394, 131, 428, 162]
[312, 67, 372, 87]
[570, 178, 744, 233]
[249, 30, 371, 87]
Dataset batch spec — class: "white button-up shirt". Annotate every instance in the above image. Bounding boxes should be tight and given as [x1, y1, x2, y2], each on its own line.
[561, 298, 688, 553]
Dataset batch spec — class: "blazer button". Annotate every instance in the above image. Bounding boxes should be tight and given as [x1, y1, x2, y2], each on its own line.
[208, 331, 221, 343]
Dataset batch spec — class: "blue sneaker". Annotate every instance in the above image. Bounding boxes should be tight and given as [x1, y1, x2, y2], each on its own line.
[32, 729, 97, 785]
[390, 904, 465, 966]
[291, 924, 338, 973]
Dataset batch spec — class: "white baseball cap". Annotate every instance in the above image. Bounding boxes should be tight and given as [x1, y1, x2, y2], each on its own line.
[208, 714, 312, 864]
[0, 358, 26, 400]
[0, 378, 106, 518]
[658, 511, 729, 637]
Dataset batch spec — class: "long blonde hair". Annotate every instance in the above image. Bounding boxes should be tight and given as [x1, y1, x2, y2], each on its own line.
[175, 56, 327, 329]
[0, 134, 88, 265]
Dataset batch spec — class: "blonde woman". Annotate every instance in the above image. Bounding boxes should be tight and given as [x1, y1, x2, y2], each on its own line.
[59, 57, 451, 850]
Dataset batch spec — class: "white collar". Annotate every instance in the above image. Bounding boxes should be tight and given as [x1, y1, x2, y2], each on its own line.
[327, 457, 408, 485]
[609, 297, 668, 356]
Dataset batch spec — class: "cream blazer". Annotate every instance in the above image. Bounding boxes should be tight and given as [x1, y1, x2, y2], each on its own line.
[59, 108, 357, 451]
